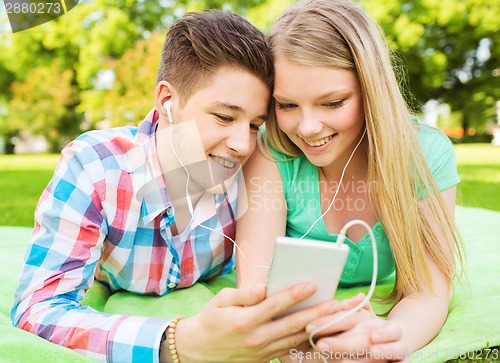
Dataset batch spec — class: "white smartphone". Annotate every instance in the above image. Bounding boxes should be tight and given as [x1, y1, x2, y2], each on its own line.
[266, 236, 350, 318]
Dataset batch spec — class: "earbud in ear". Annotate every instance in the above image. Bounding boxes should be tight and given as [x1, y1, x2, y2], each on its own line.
[163, 100, 171, 111]
[163, 100, 173, 124]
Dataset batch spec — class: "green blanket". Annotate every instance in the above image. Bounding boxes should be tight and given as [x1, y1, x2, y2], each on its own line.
[1, 206, 499, 363]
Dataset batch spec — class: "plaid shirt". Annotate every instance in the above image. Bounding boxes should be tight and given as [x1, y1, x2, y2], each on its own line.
[11, 109, 238, 363]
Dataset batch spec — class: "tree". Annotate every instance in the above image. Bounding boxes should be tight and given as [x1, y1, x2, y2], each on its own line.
[0, 42, 17, 153]
[77, 0, 296, 127]
[1, 0, 498, 149]
[79, 32, 164, 128]
[5, 62, 78, 152]
[0, 0, 181, 151]
[363, 0, 500, 132]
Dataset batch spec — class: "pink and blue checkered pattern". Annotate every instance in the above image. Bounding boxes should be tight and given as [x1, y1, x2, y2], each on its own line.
[11, 109, 238, 363]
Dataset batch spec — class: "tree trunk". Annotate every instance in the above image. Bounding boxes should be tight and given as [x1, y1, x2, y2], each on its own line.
[462, 115, 469, 136]
[4, 141, 15, 154]
[3, 132, 18, 154]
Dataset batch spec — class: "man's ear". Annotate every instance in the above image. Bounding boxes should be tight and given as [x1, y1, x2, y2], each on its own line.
[155, 81, 176, 116]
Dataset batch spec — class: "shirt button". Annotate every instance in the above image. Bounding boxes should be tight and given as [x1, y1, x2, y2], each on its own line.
[165, 207, 174, 217]
[168, 283, 177, 289]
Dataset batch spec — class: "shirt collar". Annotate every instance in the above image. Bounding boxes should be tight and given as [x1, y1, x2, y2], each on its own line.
[132, 108, 173, 225]
[134, 108, 240, 227]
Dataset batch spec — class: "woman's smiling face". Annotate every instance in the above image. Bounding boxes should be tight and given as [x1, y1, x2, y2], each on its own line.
[273, 55, 366, 168]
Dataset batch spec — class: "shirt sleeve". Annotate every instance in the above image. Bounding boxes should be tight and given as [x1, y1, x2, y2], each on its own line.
[418, 123, 460, 192]
[10, 140, 170, 363]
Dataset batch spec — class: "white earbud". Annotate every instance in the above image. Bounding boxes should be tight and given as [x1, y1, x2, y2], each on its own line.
[163, 100, 173, 124]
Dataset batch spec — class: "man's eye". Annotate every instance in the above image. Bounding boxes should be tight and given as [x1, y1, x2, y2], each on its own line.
[215, 114, 233, 122]
[250, 123, 262, 132]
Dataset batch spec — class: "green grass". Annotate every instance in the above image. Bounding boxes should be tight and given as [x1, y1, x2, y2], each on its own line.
[0, 143, 499, 226]
[454, 144, 500, 212]
[0, 154, 59, 227]
[447, 143, 500, 363]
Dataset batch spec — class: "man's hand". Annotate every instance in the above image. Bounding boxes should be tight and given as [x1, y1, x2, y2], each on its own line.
[164, 283, 342, 363]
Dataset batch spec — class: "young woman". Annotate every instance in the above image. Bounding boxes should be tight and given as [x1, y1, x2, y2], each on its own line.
[236, 0, 463, 361]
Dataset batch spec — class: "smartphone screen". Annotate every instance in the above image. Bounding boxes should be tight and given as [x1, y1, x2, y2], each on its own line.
[266, 236, 350, 318]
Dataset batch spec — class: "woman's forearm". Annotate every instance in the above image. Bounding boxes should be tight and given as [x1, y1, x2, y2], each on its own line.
[387, 291, 450, 353]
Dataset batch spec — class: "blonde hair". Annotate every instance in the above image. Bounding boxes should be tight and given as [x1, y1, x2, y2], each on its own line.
[268, 0, 463, 307]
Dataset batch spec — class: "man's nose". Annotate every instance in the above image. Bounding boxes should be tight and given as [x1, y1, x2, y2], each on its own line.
[225, 122, 253, 157]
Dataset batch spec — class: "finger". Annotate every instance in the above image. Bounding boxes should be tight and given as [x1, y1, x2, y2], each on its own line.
[342, 293, 373, 312]
[315, 334, 370, 355]
[258, 331, 311, 361]
[370, 342, 410, 362]
[264, 299, 342, 341]
[251, 282, 317, 324]
[314, 319, 385, 353]
[305, 308, 374, 335]
[213, 285, 266, 307]
[341, 355, 408, 363]
[342, 293, 366, 307]
[240, 299, 341, 359]
[370, 322, 403, 344]
[363, 303, 375, 314]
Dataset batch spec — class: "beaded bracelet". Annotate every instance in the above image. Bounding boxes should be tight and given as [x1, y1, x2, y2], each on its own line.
[167, 317, 182, 363]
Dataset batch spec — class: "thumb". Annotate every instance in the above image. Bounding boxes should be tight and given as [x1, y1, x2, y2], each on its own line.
[342, 293, 366, 308]
[213, 284, 266, 308]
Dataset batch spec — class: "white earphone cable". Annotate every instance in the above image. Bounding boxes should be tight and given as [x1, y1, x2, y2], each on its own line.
[299, 127, 367, 240]
[166, 106, 269, 270]
[307, 219, 378, 362]
[166, 105, 378, 362]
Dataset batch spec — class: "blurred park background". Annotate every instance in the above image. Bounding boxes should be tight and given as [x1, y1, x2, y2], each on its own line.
[0, 0, 499, 228]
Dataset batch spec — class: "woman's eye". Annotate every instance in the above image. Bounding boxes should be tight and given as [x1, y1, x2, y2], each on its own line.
[325, 100, 346, 108]
[276, 103, 297, 110]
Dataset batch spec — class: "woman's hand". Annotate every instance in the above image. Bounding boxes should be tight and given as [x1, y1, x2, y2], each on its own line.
[304, 293, 375, 337]
[280, 294, 409, 363]
[311, 318, 408, 362]
[282, 319, 408, 363]
[164, 283, 342, 363]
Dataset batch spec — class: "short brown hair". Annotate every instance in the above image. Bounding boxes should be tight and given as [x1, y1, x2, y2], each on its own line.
[156, 10, 273, 100]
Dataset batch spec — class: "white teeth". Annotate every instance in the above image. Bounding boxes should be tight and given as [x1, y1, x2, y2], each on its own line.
[212, 156, 236, 168]
[305, 135, 333, 147]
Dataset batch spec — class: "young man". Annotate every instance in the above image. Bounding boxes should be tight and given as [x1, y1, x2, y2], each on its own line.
[11, 10, 336, 363]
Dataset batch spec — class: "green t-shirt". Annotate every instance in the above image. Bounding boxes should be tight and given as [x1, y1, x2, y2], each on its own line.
[268, 122, 460, 286]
